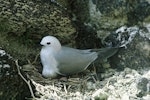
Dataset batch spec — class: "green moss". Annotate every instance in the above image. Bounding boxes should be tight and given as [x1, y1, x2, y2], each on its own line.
[0, 0, 76, 62]
[0, 18, 11, 33]
[0, 33, 39, 63]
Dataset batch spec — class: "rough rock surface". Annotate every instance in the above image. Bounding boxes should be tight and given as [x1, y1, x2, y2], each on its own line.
[0, 0, 76, 61]
[70, 0, 150, 47]
[111, 25, 150, 69]
[0, 49, 30, 99]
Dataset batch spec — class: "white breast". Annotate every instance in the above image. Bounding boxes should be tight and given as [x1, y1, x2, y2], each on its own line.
[40, 48, 59, 78]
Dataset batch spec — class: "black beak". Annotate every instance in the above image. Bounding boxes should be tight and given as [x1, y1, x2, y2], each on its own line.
[40, 43, 44, 47]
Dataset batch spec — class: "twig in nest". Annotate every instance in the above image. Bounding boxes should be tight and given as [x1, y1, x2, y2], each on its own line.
[26, 53, 39, 65]
[63, 83, 68, 94]
[32, 53, 40, 64]
[92, 75, 97, 83]
[15, 60, 35, 99]
[92, 63, 99, 81]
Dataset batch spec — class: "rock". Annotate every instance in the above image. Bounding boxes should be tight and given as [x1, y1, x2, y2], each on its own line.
[0, 0, 76, 62]
[136, 70, 150, 97]
[69, 0, 150, 48]
[0, 48, 30, 99]
[110, 25, 150, 69]
[136, 77, 150, 96]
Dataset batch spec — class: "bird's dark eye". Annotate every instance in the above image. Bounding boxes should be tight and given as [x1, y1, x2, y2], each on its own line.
[47, 42, 51, 45]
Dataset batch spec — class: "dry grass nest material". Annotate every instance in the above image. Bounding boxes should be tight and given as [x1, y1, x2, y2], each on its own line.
[15, 60, 150, 100]
[16, 60, 102, 100]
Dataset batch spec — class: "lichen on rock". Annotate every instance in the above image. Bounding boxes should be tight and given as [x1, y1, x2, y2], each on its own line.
[0, 0, 76, 62]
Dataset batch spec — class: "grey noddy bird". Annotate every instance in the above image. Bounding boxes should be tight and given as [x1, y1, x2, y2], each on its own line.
[40, 36, 119, 78]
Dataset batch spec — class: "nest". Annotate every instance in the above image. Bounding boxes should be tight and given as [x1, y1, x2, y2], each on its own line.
[15, 60, 104, 100]
[15, 59, 150, 100]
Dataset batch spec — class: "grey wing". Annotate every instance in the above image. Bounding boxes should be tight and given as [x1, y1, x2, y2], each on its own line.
[55, 47, 98, 75]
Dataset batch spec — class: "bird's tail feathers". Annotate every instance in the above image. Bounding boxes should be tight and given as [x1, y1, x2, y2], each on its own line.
[93, 47, 119, 63]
